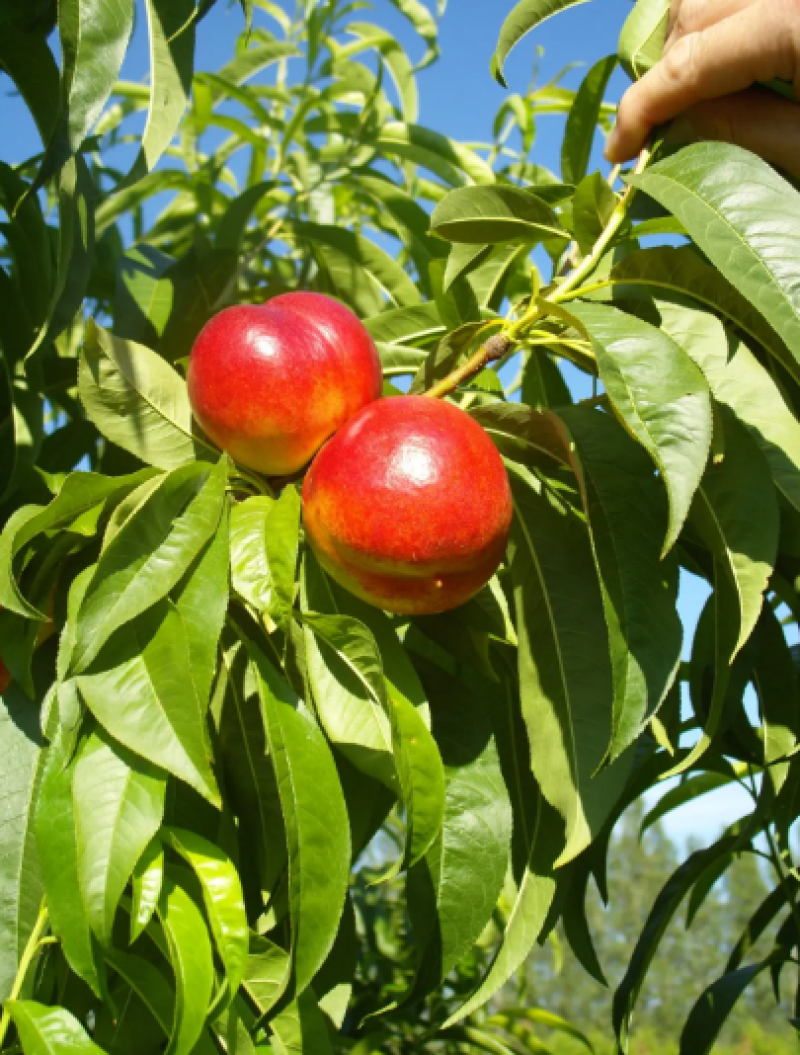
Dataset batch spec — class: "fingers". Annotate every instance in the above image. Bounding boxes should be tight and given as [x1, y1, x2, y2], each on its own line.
[665, 0, 755, 50]
[667, 87, 800, 178]
[606, 0, 800, 161]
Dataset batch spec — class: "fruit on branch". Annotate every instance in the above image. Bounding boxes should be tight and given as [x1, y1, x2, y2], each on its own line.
[0, 657, 9, 696]
[302, 396, 512, 615]
[187, 292, 382, 476]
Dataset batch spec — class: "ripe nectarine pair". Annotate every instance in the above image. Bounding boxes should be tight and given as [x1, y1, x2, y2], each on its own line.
[188, 293, 511, 615]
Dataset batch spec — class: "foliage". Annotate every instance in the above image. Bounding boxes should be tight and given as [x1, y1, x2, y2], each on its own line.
[2, 0, 800, 1053]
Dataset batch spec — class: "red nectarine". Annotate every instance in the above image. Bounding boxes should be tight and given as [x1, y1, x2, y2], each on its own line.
[302, 396, 512, 615]
[187, 292, 382, 476]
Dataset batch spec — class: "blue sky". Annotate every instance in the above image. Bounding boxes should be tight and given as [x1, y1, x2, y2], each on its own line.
[0, 0, 765, 848]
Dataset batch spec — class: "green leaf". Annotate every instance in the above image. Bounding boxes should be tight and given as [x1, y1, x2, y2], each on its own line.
[300, 605, 396, 790]
[121, 0, 195, 186]
[386, 0, 439, 68]
[559, 407, 682, 760]
[571, 172, 617, 256]
[243, 933, 291, 1017]
[469, 402, 573, 469]
[443, 671, 563, 1026]
[376, 122, 494, 187]
[251, 645, 350, 995]
[37, 0, 135, 182]
[289, 221, 421, 309]
[74, 729, 167, 946]
[157, 871, 216, 1055]
[269, 986, 335, 1055]
[657, 300, 800, 515]
[640, 772, 733, 836]
[630, 143, 800, 373]
[404, 658, 512, 1002]
[264, 486, 301, 632]
[679, 954, 786, 1055]
[618, 0, 669, 79]
[230, 496, 275, 613]
[725, 886, 787, 972]
[6, 1001, 106, 1054]
[163, 827, 248, 1002]
[753, 606, 799, 764]
[521, 350, 572, 410]
[561, 55, 616, 185]
[607, 247, 793, 377]
[389, 693, 445, 869]
[72, 458, 226, 673]
[104, 946, 176, 1037]
[364, 303, 444, 345]
[444, 243, 491, 292]
[691, 406, 778, 657]
[217, 37, 299, 86]
[0, 28, 60, 145]
[113, 246, 176, 347]
[131, 839, 164, 943]
[491, 0, 590, 87]
[35, 731, 104, 997]
[0, 469, 155, 620]
[79, 321, 218, 470]
[568, 300, 712, 554]
[31, 156, 95, 358]
[173, 502, 230, 711]
[430, 186, 564, 245]
[0, 687, 45, 1001]
[612, 835, 740, 1047]
[215, 640, 286, 896]
[76, 601, 221, 807]
[303, 548, 431, 716]
[508, 470, 632, 865]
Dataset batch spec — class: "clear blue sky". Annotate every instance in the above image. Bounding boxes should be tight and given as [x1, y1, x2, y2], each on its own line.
[0, 0, 760, 847]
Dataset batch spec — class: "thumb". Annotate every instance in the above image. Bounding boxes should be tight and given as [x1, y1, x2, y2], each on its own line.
[667, 88, 800, 179]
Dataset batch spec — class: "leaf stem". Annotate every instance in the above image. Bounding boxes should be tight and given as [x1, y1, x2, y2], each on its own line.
[424, 334, 513, 400]
[0, 901, 49, 1048]
[552, 146, 651, 304]
[231, 466, 274, 498]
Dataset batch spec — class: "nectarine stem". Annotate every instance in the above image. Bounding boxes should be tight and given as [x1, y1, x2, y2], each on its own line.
[424, 334, 513, 400]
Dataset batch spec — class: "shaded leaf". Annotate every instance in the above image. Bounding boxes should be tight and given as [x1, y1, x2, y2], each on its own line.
[508, 469, 632, 865]
[559, 407, 682, 760]
[76, 601, 221, 807]
[251, 645, 350, 995]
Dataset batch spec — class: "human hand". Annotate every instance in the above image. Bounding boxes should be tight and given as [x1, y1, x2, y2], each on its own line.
[605, 0, 800, 178]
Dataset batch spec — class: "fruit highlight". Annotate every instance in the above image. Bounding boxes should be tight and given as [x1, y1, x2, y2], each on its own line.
[187, 291, 382, 476]
[302, 396, 512, 615]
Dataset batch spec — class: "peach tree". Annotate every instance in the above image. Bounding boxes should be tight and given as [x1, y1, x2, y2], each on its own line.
[1, 0, 800, 1052]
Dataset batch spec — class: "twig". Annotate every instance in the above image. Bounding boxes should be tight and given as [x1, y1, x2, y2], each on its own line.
[424, 334, 512, 400]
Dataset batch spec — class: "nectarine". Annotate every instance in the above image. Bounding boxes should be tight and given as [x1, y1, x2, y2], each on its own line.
[187, 292, 382, 476]
[302, 396, 512, 615]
